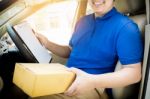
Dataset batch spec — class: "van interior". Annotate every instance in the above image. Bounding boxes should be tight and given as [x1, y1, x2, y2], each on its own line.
[0, 0, 150, 99]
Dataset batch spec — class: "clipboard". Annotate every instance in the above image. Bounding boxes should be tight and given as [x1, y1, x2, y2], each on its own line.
[6, 22, 52, 63]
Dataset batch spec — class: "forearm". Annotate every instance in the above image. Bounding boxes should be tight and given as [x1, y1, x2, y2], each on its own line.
[35, 33, 71, 58]
[92, 63, 141, 88]
[46, 40, 71, 58]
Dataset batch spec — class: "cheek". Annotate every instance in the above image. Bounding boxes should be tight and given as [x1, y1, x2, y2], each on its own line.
[105, 1, 114, 7]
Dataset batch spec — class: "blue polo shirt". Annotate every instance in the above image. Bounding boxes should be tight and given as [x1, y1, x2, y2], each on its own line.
[67, 7, 143, 74]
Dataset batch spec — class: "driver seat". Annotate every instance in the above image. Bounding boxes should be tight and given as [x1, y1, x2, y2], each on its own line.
[112, 0, 146, 99]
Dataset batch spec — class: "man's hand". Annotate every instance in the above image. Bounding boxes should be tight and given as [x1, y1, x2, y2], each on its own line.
[34, 32, 71, 58]
[64, 67, 96, 96]
[35, 33, 48, 48]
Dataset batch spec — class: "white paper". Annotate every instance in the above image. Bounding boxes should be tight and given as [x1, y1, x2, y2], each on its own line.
[13, 22, 52, 63]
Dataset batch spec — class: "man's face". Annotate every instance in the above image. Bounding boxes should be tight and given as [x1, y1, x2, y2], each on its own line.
[89, 0, 114, 16]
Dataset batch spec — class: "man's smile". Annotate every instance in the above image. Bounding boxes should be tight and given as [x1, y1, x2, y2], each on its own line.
[92, 0, 105, 7]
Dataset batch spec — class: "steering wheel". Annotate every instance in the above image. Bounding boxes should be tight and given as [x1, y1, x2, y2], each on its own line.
[6, 23, 39, 63]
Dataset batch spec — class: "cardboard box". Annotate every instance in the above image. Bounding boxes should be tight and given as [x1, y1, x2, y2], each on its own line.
[13, 63, 75, 97]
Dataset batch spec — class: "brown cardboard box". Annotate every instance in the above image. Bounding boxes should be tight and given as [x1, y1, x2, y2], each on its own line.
[13, 63, 75, 97]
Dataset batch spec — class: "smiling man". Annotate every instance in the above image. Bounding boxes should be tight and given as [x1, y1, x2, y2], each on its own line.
[31, 0, 143, 99]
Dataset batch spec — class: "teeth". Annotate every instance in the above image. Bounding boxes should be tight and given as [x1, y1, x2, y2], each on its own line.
[95, 2, 101, 5]
[93, 0, 105, 6]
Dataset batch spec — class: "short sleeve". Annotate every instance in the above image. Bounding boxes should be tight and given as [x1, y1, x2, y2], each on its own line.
[69, 16, 86, 47]
[69, 19, 81, 47]
[116, 22, 144, 65]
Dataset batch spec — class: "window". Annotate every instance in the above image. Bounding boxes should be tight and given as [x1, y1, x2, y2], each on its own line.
[86, 2, 93, 15]
[25, 0, 79, 45]
[0, 0, 18, 12]
[0, 1, 25, 26]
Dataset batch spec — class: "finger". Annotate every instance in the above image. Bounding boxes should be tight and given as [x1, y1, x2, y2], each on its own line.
[35, 34, 44, 45]
[35, 33, 40, 37]
[69, 67, 80, 73]
[68, 67, 84, 76]
[69, 89, 79, 96]
[65, 87, 77, 96]
[65, 82, 76, 95]
[64, 80, 78, 96]
[32, 29, 36, 34]
[34, 32, 39, 38]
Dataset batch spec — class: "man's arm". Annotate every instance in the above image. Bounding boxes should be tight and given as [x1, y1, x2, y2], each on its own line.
[46, 41, 71, 58]
[65, 63, 141, 96]
[35, 33, 71, 58]
[93, 63, 141, 88]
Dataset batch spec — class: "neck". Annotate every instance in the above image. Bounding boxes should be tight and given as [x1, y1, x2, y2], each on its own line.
[95, 13, 104, 18]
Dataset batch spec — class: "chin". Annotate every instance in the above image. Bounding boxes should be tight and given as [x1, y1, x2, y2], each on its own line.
[93, 7, 105, 12]
[94, 10, 104, 14]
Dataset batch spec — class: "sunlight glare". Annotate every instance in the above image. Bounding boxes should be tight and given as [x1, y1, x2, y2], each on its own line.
[26, 0, 78, 45]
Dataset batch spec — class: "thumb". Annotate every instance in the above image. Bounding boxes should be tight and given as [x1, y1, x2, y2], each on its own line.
[34, 32, 39, 38]
[67, 67, 85, 76]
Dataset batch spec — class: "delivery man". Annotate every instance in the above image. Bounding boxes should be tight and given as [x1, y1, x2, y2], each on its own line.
[31, 0, 143, 99]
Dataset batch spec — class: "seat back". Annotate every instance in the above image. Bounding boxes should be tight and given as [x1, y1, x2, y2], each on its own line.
[112, 0, 146, 99]
[0, 76, 3, 92]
